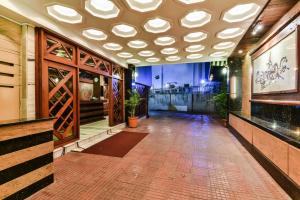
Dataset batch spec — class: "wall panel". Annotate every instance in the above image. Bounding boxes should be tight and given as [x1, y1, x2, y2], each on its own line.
[289, 145, 300, 186]
[0, 119, 54, 200]
[229, 113, 299, 190]
[0, 17, 21, 121]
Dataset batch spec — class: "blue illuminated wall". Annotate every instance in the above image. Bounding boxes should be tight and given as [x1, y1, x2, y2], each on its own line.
[135, 66, 152, 86]
[136, 62, 210, 89]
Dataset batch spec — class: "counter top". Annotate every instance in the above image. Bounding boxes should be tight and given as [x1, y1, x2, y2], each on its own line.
[230, 111, 300, 149]
[0, 117, 54, 128]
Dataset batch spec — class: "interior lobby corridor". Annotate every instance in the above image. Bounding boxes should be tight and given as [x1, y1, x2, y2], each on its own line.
[0, 1, 300, 199]
[28, 112, 289, 200]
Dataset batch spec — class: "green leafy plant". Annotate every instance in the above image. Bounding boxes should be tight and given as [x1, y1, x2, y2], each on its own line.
[213, 92, 228, 119]
[125, 90, 141, 118]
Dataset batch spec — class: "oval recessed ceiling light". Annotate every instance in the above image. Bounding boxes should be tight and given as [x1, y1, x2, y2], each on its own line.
[126, 0, 163, 12]
[154, 36, 176, 46]
[127, 58, 141, 64]
[161, 47, 179, 55]
[103, 42, 123, 51]
[112, 24, 137, 38]
[138, 50, 155, 57]
[166, 55, 181, 62]
[128, 40, 148, 49]
[223, 3, 260, 23]
[184, 32, 207, 43]
[210, 51, 228, 57]
[47, 4, 82, 24]
[117, 52, 133, 58]
[82, 29, 107, 40]
[85, 0, 120, 19]
[217, 28, 245, 39]
[144, 17, 171, 33]
[181, 10, 211, 28]
[146, 57, 160, 63]
[186, 54, 203, 59]
[213, 41, 235, 50]
[177, 0, 205, 4]
[185, 44, 205, 53]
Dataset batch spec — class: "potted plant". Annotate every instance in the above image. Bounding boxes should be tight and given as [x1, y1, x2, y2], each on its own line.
[213, 91, 228, 126]
[125, 90, 141, 128]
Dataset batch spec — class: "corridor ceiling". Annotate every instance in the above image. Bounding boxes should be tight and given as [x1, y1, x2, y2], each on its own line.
[0, 0, 268, 67]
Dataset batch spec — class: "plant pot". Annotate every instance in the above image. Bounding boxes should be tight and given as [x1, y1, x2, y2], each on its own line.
[128, 116, 138, 128]
[222, 119, 227, 127]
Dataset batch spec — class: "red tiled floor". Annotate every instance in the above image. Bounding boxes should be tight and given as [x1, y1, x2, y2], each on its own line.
[28, 112, 291, 200]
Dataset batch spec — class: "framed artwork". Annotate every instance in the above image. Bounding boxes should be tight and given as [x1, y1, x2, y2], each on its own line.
[79, 82, 93, 101]
[252, 29, 298, 95]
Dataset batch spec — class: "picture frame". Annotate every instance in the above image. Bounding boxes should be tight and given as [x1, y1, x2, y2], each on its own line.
[252, 27, 299, 95]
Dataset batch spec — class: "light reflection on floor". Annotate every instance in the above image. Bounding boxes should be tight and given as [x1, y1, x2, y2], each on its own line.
[80, 117, 109, 140]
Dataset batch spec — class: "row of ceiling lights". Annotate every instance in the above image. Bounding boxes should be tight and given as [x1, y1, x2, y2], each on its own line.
[125, 50, 229, 64]
[46, 0, 261, 64]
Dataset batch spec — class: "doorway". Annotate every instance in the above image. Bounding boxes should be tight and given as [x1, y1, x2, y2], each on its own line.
[36, 29, 125, 146]
[79, 70, 110, 139]
[47, 62, 78, 142]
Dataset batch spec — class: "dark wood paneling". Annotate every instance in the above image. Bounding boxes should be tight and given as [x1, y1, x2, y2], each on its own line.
[135, 82, 150, 118]
[0, 153, 52, 185]
[80, 101, 106, 125]
[232, 0, 299, 57]
[0, 119, 54, 199]
[124, 65, 134, 123]
[109, 78, 124, 126]
[0, 131, 52, 156]
[3, 174, 54, 200]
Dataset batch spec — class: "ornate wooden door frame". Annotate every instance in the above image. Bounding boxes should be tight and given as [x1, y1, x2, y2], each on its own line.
[109, 65, 125, 126]
[109, 77, 124, 126]
[36, 28, 125, 145]
[41, 61, 79, 145]
[135, 83, 150, 118]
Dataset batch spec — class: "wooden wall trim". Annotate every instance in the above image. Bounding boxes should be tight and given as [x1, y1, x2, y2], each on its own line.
[34, 29, 43, 119]
[251, 22, 300, 60]
[251, 1, 300, 56]
[250, 22, 300, 101]
[40, 28, 125, 69]
[250, 99, 300, 106]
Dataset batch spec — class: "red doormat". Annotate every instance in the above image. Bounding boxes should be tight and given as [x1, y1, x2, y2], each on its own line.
[81, 131, 148, 157]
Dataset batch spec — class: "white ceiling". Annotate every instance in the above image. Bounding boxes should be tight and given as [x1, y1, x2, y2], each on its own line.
[0, 0, 268, 67]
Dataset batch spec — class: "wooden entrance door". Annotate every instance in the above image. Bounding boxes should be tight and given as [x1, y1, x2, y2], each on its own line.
[36, 29, 125, 146]
[45, 62, 78, 144]
[109, 78, 124, 126]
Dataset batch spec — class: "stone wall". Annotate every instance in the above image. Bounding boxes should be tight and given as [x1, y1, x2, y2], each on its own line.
[20, 24, 36, 118]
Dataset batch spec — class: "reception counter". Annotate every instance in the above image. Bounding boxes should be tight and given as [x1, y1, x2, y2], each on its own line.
[229, 112, 300, 199]
[0, 118, 54, 199]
